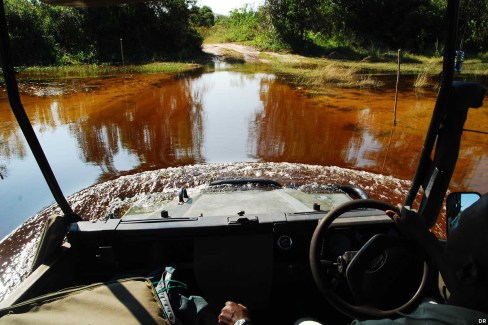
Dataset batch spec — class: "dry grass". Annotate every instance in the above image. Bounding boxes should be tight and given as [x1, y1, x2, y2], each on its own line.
[413, 61, 441, 88]
[315, 64, 357, 84]
[282, 63, 383, 89]
[414, 70, 430, 88]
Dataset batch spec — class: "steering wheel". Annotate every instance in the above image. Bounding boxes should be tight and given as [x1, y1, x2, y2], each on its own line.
[309, 199, 429, 319]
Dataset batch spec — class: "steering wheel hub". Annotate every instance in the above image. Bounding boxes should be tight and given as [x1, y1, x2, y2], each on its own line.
[368, 251, 387, 272]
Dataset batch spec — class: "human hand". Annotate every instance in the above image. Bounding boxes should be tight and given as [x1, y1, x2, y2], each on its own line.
[387, 204, 446, 284]
[218, 301, 251, 325]
[386, 204, 431, 243]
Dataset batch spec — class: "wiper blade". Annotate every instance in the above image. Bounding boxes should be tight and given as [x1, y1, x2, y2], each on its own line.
[121, 217, 198, 224]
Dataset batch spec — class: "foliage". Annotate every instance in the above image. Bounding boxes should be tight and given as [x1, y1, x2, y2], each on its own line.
[458, 0, 488, 52]
[4, 0, 204, 66]
[204, 5, 287, 52]
[4, 0, 488, 66]
[266, 0, 325, 52]
[480, 52, 488, 63]
[190, 5, 215, 27]
[329, 0, 445, 52]
[4, 0, 56, 65]
[226, 5, 261, 42]
[259, 0, 488, 56]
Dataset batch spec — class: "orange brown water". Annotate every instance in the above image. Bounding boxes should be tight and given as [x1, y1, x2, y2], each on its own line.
[256, 76, 488, 189]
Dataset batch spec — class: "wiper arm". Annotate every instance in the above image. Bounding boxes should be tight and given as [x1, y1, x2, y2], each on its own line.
[121, 217, 198, 224]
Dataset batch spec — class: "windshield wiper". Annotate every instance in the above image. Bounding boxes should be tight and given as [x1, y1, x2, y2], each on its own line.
[121, 217, 198, 224]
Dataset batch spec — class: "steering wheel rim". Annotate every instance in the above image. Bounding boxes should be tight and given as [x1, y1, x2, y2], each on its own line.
[309, 199, 429, 319]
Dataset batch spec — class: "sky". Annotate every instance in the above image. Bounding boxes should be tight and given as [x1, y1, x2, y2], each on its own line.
[197, 0, 265, 16]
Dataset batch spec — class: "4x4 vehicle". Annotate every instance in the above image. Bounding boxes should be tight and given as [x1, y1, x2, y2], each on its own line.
[0, 0, 485, 324]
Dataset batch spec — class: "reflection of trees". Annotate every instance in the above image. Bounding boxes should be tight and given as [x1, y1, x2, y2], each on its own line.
[450, 134, 488, 192]
[0, 93, 73, 165]
[0, 165, 7, 180]
[252, 79, 367, 168]
[253, 78, 477, 182]
[1, 73, 486, 190]
[0, 109, 28, 180]
[0, 127, 27, 162]
[0, 75, 205, 182]
[253, 78, 488, 187]
[69, 77, 204, 180]
[31, 102, 58, 132]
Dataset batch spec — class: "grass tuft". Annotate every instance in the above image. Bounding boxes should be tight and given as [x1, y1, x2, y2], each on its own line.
[270, 61, 383, 89]
[414, 70, 430, 88]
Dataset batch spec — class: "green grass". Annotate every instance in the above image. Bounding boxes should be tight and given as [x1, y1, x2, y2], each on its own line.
[254, 51, 484, 91]
[461, 58, 488, 75]
[260, 51, 487, 75]
[19, 62, 202, 79]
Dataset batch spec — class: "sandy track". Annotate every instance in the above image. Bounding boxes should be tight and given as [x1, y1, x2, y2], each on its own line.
[202, 43, 299, 63]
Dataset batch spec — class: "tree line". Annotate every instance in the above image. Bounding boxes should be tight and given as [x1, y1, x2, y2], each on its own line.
[4, 0, 487, 66]
[4, 0, 213, 66]
[263, 0, 487, 55]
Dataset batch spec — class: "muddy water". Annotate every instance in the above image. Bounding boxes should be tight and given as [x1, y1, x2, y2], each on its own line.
[257, 76, 488, 188]
[0, 63, 487, 300]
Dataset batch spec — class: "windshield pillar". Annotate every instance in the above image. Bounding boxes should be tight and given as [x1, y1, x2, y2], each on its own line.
[0, 0, 80, 223]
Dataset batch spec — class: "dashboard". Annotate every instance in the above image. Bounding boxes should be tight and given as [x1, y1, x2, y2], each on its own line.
[69, 204, 397, 312]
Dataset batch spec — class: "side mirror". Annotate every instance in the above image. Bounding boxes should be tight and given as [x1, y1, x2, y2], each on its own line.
[446, 192, 481, 236]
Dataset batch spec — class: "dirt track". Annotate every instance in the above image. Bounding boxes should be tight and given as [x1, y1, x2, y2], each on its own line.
[202, 43, 299, 63]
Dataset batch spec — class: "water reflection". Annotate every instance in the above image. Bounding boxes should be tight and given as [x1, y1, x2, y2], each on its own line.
[253, 79, 426, 178]
[0, 69, 487, 239]
[69, 77, 204, 181]
[196, 71, 272, 163]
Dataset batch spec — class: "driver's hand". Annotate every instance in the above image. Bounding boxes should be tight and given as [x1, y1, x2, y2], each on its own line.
[386, 204, 431, 242]
[218, 301, 251, 325]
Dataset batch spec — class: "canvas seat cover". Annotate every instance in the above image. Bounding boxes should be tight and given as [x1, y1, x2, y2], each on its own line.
[0, 278, 170, 325]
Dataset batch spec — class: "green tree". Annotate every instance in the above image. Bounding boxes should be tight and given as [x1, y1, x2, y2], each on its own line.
[41, 5, 94, 64]
[265, 0, 324, 52]
[4, 0, 203, 65]
[77, 0, 203, 63]
[226, 5, 261, 42]
[4, 0, 55, 65]
[148, 0, 202, 57]
[458, 0, 488, 52]
[190, 5, 215, 27]
[324, 0, 445, 52]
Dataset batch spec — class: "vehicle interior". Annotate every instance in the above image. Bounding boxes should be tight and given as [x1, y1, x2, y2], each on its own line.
[0, 0, 486, 324]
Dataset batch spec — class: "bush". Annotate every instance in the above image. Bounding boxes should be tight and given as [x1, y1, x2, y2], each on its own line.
[4, 0, 204, 66]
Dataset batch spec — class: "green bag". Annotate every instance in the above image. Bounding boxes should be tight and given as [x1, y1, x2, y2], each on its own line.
[0, 278, 170, 325]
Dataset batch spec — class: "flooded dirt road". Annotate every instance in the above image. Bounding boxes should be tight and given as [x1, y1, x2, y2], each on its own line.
[0, 62, 487, 300]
